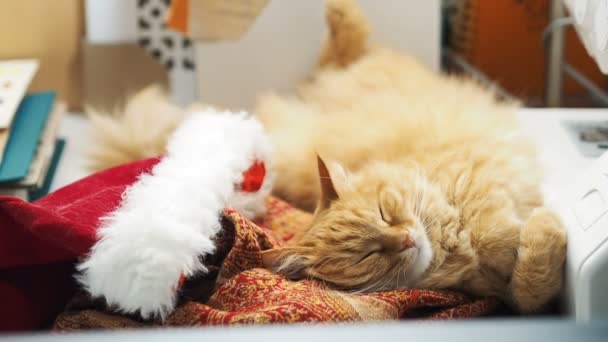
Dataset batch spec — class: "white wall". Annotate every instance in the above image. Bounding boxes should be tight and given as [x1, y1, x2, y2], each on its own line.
[195, 0, 441, 111]
[85, 0, 137, 43]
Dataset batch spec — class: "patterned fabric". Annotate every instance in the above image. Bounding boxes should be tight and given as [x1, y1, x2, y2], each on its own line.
[53, 197, 501, 330]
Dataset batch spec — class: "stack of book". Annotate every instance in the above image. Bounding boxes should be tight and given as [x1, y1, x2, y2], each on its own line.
[0, 59, 66, 201]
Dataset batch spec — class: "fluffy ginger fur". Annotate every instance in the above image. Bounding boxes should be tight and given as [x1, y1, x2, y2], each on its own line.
[258, 0, 566, 313]
[86, 0, 567, 314]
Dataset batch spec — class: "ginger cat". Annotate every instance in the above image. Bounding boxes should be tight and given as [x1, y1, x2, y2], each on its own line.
[258, 0, 567, 313]
[84, 0, 567, 314]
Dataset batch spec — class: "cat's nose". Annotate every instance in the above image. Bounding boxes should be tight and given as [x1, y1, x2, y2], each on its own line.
[398, 236, 416, 251]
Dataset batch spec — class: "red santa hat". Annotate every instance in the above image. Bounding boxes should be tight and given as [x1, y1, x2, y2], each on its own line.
[76, 109, 272, 320]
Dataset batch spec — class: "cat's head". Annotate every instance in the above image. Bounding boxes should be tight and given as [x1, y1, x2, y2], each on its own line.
[263, 156, 434, 292]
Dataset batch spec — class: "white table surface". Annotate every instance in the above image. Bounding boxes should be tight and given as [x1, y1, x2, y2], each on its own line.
[5, 320, 608, 342]
[52, 112, 93, 192]
[515, 108, 606, 211]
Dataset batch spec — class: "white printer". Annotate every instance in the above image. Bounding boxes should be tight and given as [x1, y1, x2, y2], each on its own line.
[518, 108, 608, 321]
[562, 151, 608, 321]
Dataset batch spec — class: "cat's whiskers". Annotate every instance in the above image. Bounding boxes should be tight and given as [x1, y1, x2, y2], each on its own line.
[423, 214, 439, 234]
[380, 261, 403, 291]
[395, 264, 402, 288]
[401, 261, 409, 288]
[353, 278, 383, 294]
[411, 168, 429, 225]
[354, 260, 402, 294]
[310, 254, 342, 274]
[349, 267, 387, 294]
[395, 252, 410, 288]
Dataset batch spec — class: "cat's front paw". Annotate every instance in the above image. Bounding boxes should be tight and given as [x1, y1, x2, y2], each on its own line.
[510, 208, 567, 313]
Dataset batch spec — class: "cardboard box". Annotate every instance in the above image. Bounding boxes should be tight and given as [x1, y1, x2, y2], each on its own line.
[167, 0, 269, 41]
[0, 0, 85, 110]
[82, 42, 169, 111]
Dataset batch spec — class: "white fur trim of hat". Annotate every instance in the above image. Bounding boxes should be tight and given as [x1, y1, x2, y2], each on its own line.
[77, 109, 272, 320]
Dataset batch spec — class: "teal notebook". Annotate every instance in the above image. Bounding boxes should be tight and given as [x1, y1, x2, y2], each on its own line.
[28, 138, 65, 202]
[0, 92, 55, 182]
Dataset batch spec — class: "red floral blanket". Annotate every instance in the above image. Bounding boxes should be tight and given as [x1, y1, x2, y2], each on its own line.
[53, 197, 500, 329]
[0, 157, 503, 332]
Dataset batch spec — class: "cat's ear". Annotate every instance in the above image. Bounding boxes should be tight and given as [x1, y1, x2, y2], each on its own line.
[317, 154, 348, 211]
[261, 247, 311, 280]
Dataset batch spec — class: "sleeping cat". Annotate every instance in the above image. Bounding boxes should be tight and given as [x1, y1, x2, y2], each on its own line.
[85, 0, 566, 314]
[257, 0, 566, 313]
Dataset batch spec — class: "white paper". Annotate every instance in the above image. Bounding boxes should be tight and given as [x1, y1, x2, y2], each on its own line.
[0, 59, 39, 129]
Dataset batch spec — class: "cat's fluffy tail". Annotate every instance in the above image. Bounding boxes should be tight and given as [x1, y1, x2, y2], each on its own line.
[86, 86, 188, 172]
[319, 0, 370, 69]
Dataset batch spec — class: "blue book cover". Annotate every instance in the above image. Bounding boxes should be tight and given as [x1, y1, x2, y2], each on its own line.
[28, 138, 65, 202]
[0, 92, 55, 182]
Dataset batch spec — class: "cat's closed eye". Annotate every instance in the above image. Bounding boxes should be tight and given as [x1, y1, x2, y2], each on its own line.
[379, 205, 391, 224]
[357, 248, 380, 264]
